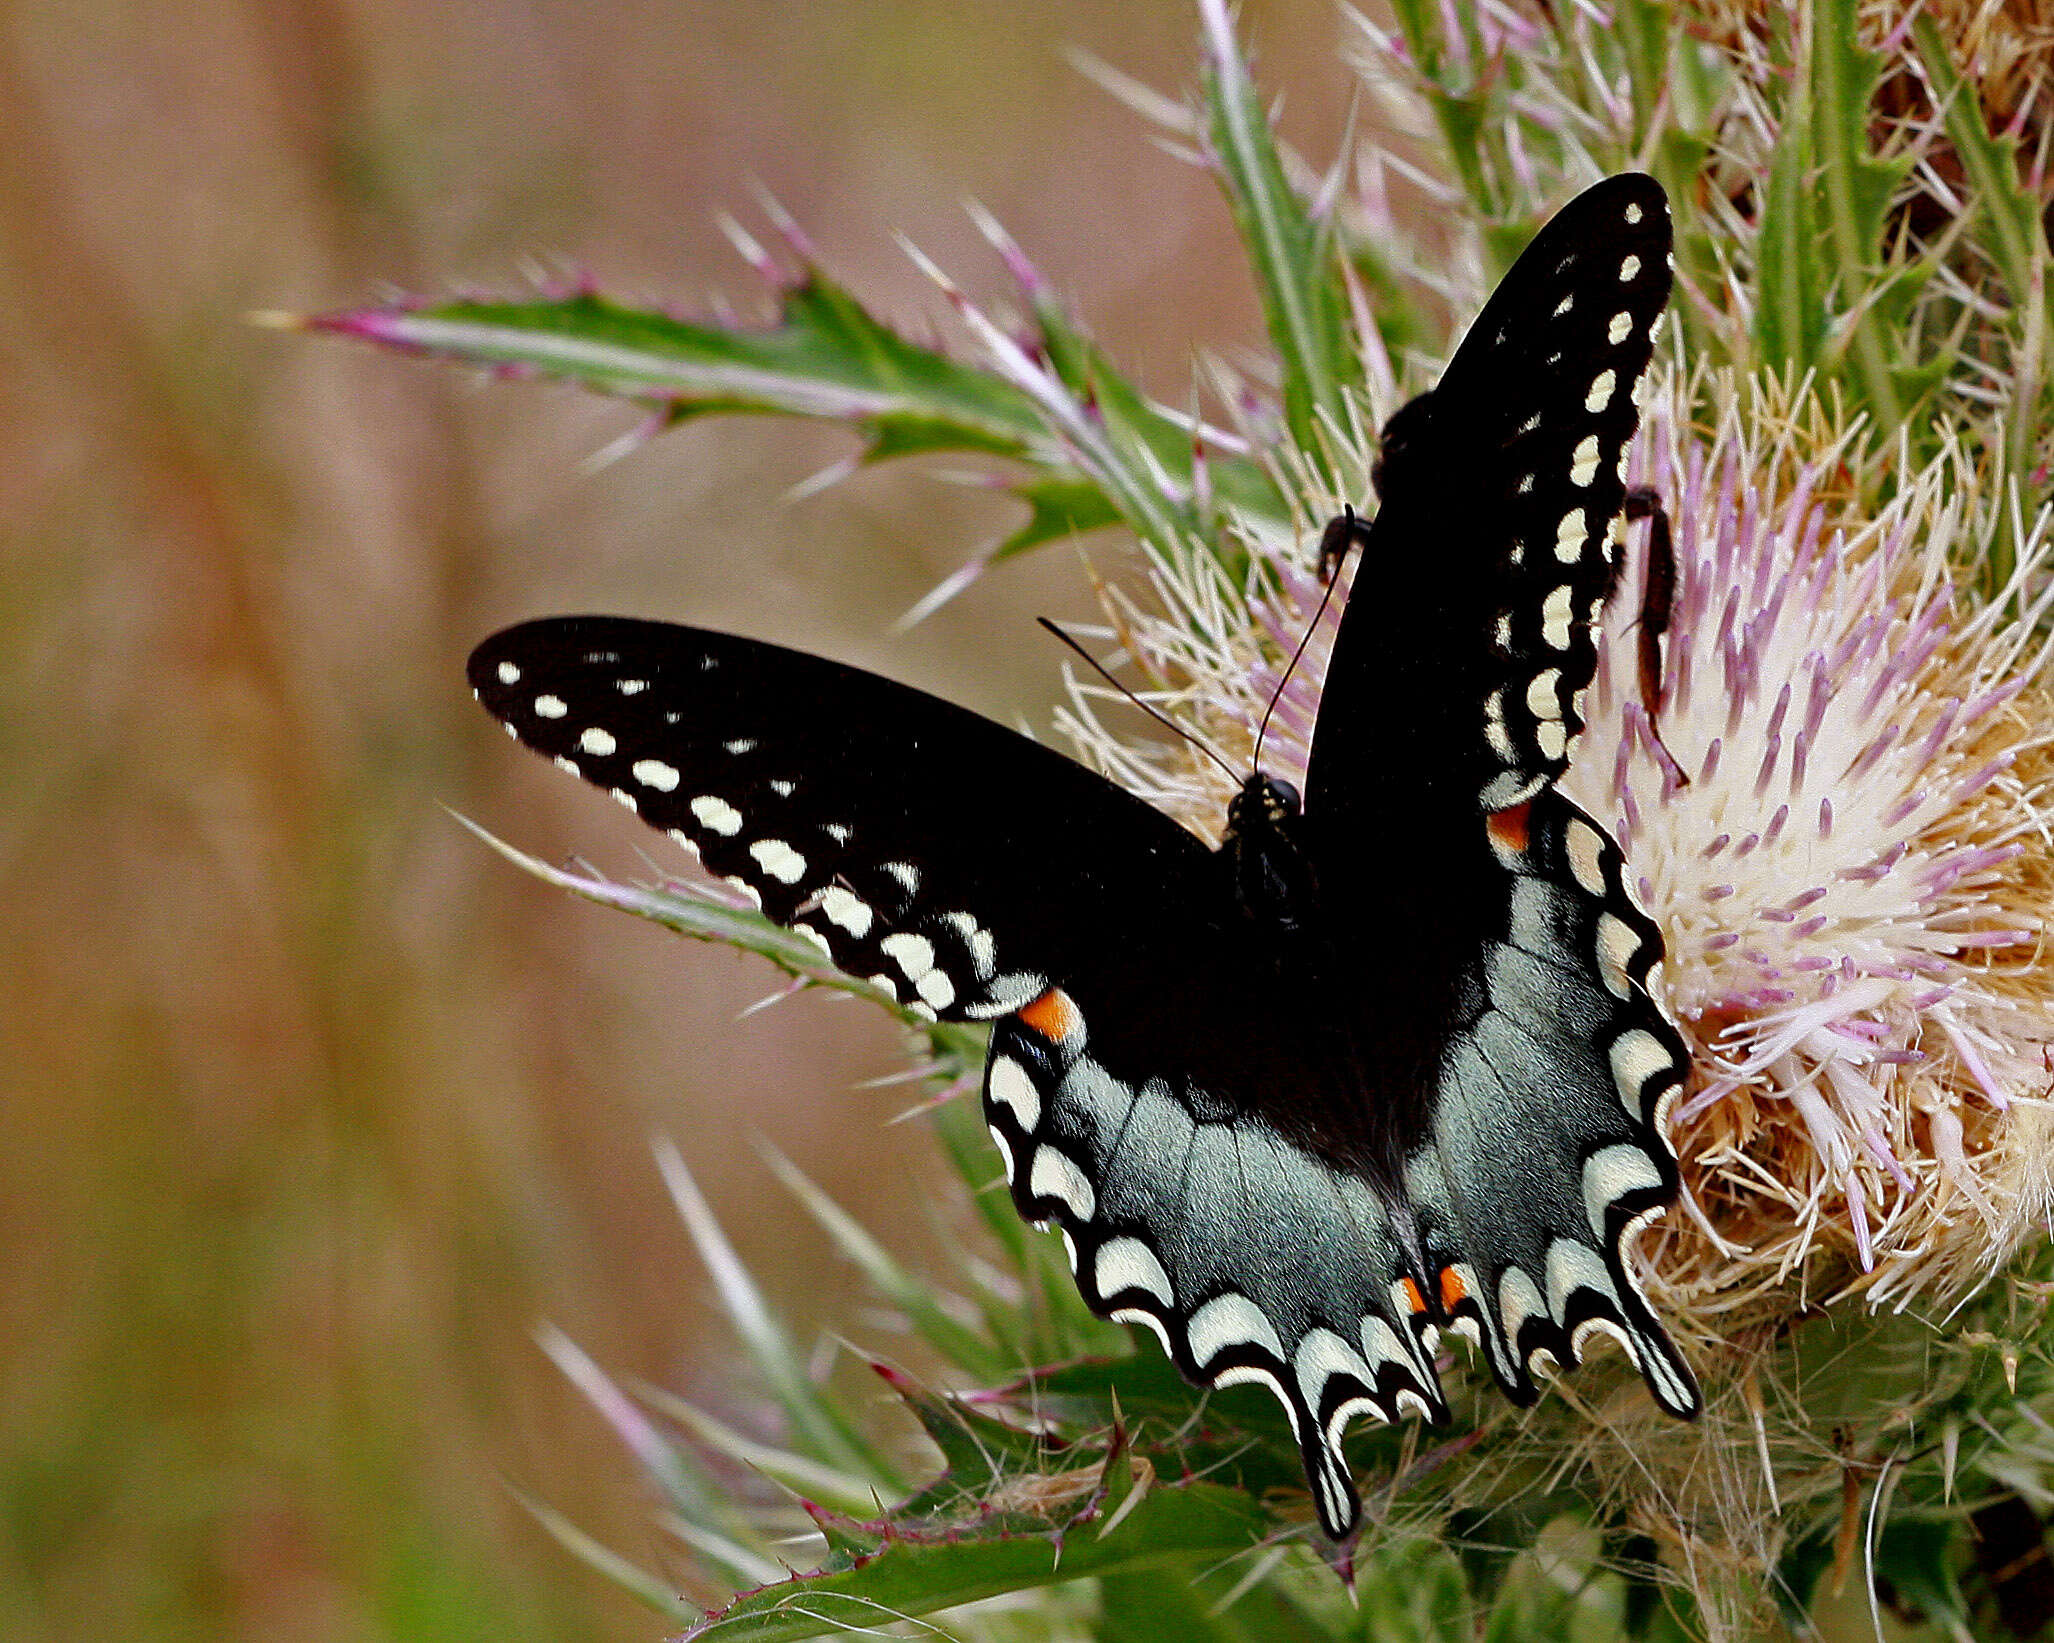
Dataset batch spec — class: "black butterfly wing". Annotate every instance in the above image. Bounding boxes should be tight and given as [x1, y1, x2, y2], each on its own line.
[1310, 172, 1673, 829]
[470, 617, 1452, 1535]
[982, 1012, 1447, 1544]
[1407, 787, 1697, 1415]
[1300, 176, 1700, 1416]
[470, 617, 1231, 1022]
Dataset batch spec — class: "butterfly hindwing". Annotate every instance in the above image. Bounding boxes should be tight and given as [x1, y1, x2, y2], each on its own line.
[1406, 787, 1697, 1416]
[983, 1015, 1446, 1540]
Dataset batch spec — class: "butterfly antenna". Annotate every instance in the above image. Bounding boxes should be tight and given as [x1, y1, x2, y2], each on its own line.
[1035, 618, 1241, 786]
[1253, 507, 1368, 771]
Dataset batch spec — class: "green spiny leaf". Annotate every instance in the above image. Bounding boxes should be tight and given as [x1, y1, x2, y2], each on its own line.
[1910, 11, 2053, 478]
[984, 1354, 1314, 1512]
[993, 474, 1126, 563]
[308, 280, 1052, 456]
[803, 1504, 881, 1567]
[1754, 12, 1826, 376]
[1911, 16, 2045, 308]
[1028, 292, 1289, 545]
[1773, 1519, 1838, 1635]
[879, 1364, 1076, 1518]
[1911, 15, 2048, 329]
[680, 1475, 1272, 1643]
[1809, 0, 1911, 432]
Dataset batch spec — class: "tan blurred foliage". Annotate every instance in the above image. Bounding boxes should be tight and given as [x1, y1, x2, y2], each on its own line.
[0, 2, 1359, 1638]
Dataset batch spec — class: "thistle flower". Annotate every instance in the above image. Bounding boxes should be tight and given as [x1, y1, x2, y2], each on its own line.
[1588, 380, 2054, 1316]
[1051, 374, 2054, 1640]
[1088, 356, 2054, 1295]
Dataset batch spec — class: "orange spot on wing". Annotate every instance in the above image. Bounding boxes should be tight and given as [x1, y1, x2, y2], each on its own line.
[1486, 800, 1532, 859]
[1017, 987, 1082, 1043]
[1400, 1276, 1428, 1316]
[1438, 1267, 1468, 1311]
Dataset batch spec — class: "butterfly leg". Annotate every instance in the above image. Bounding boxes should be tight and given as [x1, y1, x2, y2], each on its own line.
[1317, 505, 1374, 585]
[1621, 487, 1689, 788]
[1327, 379, 1429, 581]
[1621, 488, 1673, 711]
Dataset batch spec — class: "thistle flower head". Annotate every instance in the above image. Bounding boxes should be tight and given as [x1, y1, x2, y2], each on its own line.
[1579, 376, 2054, 1322]
[1043, 354, 2054, 1630]
[1066, 362, 2054, 1352]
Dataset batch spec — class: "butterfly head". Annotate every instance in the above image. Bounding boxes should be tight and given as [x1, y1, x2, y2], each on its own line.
[1370, 390, 1437, 502]
[1225, 772, 1302, 838]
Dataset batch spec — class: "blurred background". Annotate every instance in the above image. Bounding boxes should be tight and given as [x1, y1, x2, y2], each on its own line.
[0, 3, 1370, 1638]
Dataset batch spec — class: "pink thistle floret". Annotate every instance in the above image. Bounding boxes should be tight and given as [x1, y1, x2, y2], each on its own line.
[1566, 377, 2054, 1322]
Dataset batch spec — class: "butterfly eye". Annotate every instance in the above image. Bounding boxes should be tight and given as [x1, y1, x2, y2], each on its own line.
[1371, 393, 1436, 499]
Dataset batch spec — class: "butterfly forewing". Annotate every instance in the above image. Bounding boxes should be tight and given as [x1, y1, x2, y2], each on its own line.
[469, 617, 1220, 1023]
[1463, 174, 1674, 786]
[1309, 172, 1673, 830]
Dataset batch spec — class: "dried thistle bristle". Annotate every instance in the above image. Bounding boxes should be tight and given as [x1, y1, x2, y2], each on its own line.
[1690, 0, 2054, 150]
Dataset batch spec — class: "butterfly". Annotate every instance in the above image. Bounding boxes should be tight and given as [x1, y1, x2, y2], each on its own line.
[468, 173, 1699, 1541]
